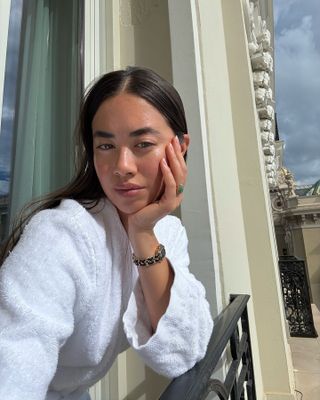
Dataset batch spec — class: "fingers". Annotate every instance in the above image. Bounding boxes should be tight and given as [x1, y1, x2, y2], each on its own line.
[157, 136, 187, 211]
[166, 136, 187, 192]
[160, 158, 177, 203]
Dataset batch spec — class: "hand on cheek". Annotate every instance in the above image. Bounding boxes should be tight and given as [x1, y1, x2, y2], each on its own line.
[127, 136, 187, 235]
[160, 136, 186, 201]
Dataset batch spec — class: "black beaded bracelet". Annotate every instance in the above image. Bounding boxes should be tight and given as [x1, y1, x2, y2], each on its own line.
[132, 244, 166, 267]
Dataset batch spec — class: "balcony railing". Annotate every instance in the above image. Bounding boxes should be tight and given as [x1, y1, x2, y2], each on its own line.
[159, 294, 256, 400]
[279, 255, 318, 338]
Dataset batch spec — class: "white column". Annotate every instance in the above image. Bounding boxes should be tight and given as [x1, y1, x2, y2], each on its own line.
[169, 0, 296, 398]
[84, 0, 120, 89]
[168, 0, 222, 318]
[85, 3, 121, 398]
[221, 0, 295, 397]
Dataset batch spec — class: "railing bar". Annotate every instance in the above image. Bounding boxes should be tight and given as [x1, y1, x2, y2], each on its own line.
[237, 333, 248, 359]
[246, 379, 254, 400]
[159, 295, 252, 400]
[160, 295, 250, 399]
[207, 295, 250, 366]
[224, 334, 247, 393]
[208, 379, 229, 400]
[224, 360, 238, 394]
[186, 295, 250, 400]
[230, 329, 239, 360]
[236, 365, 248, 399]
[241, 305, 256, 400]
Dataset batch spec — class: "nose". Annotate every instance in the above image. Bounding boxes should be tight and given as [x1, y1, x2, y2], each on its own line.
[113, 147, 137, 177]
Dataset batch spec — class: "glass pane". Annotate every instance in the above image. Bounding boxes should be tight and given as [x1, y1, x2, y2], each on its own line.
[0, 0, 24, 242]
[0, 0, 83, 241]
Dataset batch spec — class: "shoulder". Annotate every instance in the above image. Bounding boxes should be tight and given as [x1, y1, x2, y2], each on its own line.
[27, 199, 99, 238]
[1, 200, 100, 320]
[30, 199, 93, 226]
[18, 199, 101, 273]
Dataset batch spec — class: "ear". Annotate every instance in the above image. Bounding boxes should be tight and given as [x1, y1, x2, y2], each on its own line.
[180, 134, 190, 157]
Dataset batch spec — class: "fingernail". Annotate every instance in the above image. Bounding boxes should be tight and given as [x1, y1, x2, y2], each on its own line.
[162, 158, 168, 165]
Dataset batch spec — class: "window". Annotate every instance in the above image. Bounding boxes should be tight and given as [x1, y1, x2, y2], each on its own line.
[0, 0, 83, 242]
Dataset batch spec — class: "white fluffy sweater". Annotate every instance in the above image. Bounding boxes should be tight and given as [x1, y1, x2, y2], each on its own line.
[0, 199, 213, 400]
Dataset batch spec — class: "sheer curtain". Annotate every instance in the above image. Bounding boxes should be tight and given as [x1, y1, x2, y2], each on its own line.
[9, 0, 82, 223]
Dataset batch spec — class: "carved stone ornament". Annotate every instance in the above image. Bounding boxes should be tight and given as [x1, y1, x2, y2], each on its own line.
[285, 170, 296, 197]
[277, 167, 287, 185]
[245, 0, 276, 187]
[271, 193, 284, 211]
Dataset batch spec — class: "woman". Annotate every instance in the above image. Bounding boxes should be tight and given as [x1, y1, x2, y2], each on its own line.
[0, 67, 213, 400]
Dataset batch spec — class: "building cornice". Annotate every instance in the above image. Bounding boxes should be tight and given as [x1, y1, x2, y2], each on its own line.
[274, 196, 320, 229]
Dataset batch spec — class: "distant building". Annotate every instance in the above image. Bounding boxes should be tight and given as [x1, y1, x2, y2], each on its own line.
[273, 142, 320, 309]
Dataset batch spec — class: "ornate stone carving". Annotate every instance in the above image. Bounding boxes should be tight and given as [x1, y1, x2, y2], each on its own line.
[271, 192, 285, 212]
[245, 0, 276, 187]
[275, 167, 296, 198]
[285, 170, 296, 198]
[277, 167, 287, 185]
[253, 71, 270, 88]
[284, 225, 294, 255]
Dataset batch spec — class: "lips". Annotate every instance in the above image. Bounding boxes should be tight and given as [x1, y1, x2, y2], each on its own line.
[114, 183, 145, 197]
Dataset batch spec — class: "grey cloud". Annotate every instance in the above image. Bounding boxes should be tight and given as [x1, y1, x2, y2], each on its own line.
[274, 0, 320, 185]
[275, 0, 320, 52]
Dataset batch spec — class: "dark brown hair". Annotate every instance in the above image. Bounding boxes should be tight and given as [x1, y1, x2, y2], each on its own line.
[0, 66, 188, 264]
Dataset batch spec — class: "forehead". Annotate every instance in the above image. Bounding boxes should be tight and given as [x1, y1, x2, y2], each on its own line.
[92, 93, 170, 130]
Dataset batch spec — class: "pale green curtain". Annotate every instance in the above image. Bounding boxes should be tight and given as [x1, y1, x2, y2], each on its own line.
[9, 0, 82, 223]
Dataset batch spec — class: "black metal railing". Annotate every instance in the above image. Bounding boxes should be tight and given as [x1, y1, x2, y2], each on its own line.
[279, 255, 318, 338]
[160, 294, 256, 400]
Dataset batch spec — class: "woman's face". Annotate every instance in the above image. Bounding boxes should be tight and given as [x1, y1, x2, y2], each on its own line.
[92, 92, 177, 220]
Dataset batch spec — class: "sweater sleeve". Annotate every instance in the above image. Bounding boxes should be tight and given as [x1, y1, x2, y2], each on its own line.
[122, 217, 214, 378]
[0, 210, 94, 400]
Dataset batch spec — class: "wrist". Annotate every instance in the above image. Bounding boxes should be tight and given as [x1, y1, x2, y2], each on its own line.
[132, 244, 166, 267]
[129, 229, 159, 259]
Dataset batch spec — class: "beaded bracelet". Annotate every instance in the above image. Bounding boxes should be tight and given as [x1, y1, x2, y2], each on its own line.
[132, 244, 166, 267]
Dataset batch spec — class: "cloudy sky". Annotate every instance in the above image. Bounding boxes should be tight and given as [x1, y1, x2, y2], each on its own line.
[274, 0, 320, 185]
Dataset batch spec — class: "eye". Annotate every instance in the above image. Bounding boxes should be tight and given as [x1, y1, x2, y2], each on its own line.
[136, 142, 154, 149]
[96, 143, 114, 150]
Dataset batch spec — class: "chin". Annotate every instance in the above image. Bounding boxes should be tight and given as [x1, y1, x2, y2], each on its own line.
[114, 200, 148, 216]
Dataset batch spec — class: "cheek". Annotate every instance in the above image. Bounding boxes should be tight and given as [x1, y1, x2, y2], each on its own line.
[93, 156, 101, 175]
[144, 148, 165, 176]
[93, 155, 110, 179]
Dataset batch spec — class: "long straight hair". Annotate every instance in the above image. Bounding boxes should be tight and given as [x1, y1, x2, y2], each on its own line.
[0, 66, 188, 264]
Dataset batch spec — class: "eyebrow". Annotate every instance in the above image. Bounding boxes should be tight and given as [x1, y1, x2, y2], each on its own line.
[93, 127, 161, 138]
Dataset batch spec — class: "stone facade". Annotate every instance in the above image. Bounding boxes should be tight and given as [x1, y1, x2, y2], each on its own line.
[272, 140, 320, 309]
[244, 0, 277, 187]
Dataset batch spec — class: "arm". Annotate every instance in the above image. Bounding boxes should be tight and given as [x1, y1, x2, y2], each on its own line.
[123, 218, 213, 378]
[0, 209, 94, 400]
[129, 231, 174, 332]
[123, 136, 213, 377]
[127, 136, 186, 332]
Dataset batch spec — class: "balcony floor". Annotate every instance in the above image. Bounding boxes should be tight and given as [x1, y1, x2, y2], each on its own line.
[289, 304, 320, 400]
